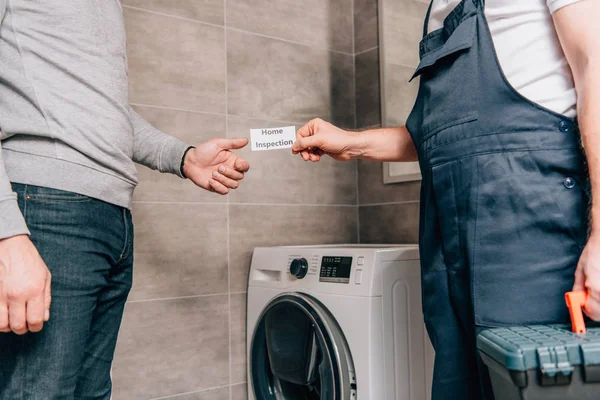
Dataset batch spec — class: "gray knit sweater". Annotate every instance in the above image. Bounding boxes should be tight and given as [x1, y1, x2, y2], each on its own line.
[0, 0, 189, 239]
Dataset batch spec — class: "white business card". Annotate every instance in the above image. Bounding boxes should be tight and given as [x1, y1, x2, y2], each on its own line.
[250, 126, 296, 151]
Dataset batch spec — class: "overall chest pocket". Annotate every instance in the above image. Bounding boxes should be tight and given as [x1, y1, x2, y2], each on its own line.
[411, 13, 479, 140]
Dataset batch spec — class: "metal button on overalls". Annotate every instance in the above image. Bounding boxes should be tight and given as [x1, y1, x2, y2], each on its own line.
[564, 177, 576, 189]
[560, 120, 572, 132]
[405, 0, 588, 399]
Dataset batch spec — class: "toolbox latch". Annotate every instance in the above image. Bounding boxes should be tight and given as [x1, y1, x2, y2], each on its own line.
[581, 343, 600, 383]
[536, 346, 573, 386]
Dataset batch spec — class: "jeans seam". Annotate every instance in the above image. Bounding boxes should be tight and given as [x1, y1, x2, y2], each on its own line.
[25, 196, 92, 203]
[22, 184, 28, 221]
[20, 335, 25, 400]
[116, 209, 129, 265]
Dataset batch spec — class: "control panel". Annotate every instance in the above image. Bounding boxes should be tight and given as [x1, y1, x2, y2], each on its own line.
[319, 256, 353, 284]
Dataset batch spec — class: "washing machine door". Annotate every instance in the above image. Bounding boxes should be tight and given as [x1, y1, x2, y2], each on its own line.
[250, 293, 356, 400]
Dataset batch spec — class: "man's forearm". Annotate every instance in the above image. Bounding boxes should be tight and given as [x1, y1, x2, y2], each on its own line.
[355, 125, 418, 162]
[553, 2, 600, 233]
[578, 66, 600, 232]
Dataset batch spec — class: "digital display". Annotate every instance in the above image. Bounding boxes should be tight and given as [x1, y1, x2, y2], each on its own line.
[319, 256, 352, 284]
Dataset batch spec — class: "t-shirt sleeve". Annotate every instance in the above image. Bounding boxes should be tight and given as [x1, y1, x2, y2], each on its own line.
[547, 0, 585, 14]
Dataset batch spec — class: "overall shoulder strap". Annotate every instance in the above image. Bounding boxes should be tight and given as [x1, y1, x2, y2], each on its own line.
[422, 0, 434, 38]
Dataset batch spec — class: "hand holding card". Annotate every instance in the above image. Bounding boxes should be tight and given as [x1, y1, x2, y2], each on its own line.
[251, 126, 296, 151]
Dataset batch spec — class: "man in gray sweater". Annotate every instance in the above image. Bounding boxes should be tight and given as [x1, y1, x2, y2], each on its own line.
[0, 1, 249, 398]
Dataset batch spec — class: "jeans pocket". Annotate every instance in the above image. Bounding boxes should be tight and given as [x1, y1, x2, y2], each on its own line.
[25, 186, 92, 203]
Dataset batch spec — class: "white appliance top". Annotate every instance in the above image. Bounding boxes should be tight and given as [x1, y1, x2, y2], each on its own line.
[248, 244, 420, 297]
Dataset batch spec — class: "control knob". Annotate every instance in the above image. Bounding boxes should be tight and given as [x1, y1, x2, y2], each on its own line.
[290, 258, 309, 279]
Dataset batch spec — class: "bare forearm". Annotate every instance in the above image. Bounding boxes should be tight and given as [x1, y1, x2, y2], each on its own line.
[553, 2, 600, 231]
[578, 66, 600, 232]
[355, 125, 418, 162]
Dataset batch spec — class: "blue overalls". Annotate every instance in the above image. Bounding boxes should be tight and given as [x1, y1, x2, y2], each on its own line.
[405, 0, 588, 398]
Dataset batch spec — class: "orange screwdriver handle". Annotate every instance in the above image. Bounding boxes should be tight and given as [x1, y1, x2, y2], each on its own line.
[565, 291, 588, 334]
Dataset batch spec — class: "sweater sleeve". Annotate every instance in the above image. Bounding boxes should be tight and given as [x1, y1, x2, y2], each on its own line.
[0, 0, 29, 239]
[130, 107, 191, 178]
[0, 142, 29, 239]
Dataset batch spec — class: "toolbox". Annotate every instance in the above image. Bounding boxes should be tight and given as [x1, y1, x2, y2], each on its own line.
[477, 292, 600, 399]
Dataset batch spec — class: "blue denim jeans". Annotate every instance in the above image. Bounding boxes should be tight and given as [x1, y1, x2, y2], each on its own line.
[0, 184, 134, 400]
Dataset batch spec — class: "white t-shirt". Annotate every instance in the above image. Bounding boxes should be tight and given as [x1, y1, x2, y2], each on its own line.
[428, 0, 583, 117]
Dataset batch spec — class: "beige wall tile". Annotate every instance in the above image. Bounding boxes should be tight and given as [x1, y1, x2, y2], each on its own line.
[358, 160, 421, 205]
[229, 205, 358, 292]
[162, 386, 230, 400]
[230, 293, 247, 384]
[227, 0, 353, 53]
[359, 202, 420, 244]
[112, 296, 229, 399]
[122, 0, 224, 25]
[130, 203, 228, 301]
[354, 0, 379, 54]
[227, 30, 355, 128]
[132, 106, 227, 203]
[383, 63, 419, 126]
[356, 48, 381, 129]
[125, 8, 226, 113]
[231, 383, 248, 400]
[381, 0, 428, 68]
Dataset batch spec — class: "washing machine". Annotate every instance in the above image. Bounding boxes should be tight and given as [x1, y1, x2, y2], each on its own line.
[247, 245, 434, 400]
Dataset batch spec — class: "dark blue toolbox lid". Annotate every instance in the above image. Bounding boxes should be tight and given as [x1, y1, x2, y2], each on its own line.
[477, 325, 600, 373]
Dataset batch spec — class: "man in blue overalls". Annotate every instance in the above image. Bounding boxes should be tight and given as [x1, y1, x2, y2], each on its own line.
[292, 0, 600, 398]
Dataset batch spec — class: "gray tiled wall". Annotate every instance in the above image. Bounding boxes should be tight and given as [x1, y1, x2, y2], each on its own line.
[113, 1, 359, 399]
[114, 0, 425, 397]
[355, 0, 425, 244]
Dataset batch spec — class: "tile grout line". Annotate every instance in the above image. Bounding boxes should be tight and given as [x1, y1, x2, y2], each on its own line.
[130, 103, 228, 117]
[352, 0, 357, 129]
[356, 160, 361, 244]
[355, 45, 379, 57]
[351, 0, 356, 56]
[352, 0, 361, 244]
[122, 5, 354, 57]
[351, 0, 357, 129]
[128, 293, 232, 304]
[224, 0, 233, 396]
[360, 199, 420, 207]
[148, 383, 231, 400]
[226, 26, 354, 56]
[132, 201, 359, 207]
[130, 103, 307, 126]
[122, 5, 225, 28]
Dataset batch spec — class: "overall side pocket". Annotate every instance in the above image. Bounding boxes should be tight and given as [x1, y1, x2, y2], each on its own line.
[472, 151, 584, 326]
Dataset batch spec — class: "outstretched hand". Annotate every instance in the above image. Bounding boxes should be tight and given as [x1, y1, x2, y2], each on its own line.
[292, 119, 362, 162]
[183, 138, 250, 195]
